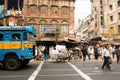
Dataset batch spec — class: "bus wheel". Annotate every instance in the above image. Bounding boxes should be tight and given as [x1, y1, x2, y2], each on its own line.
[4, 55, 21, 71]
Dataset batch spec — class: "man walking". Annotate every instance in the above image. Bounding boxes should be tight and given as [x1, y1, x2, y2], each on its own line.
[102, 45, 112, 71]
[115, 46, 120, 64]
[43, 46, 49, 61]
[81, 46, 87, 61]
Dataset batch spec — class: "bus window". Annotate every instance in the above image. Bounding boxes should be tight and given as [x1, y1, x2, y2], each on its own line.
[12, 34, 20, 41]
[0, 34, 3, 41]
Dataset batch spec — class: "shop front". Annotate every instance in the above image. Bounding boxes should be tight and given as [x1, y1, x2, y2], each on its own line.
[112, 34, 120, 46]
[89, 37, 102, 46]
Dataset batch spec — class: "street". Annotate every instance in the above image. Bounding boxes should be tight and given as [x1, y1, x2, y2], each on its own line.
[0, 59, 120, 80]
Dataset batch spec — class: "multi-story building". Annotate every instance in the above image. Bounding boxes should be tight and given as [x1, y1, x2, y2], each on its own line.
[77, 15, 90, 43]
[107, 0, 120, 41]
[22, 0, 76, 46]
[89, 0, 120, 44]
[89, 0, 108, 44]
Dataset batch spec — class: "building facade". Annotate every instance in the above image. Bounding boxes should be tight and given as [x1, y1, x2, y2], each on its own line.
[89, 0, 120, 44]
[107, 0, 120, 41]
[89, 0, 109, 43]
[22, 0, 75, 45]
[77, 15, 90, 43]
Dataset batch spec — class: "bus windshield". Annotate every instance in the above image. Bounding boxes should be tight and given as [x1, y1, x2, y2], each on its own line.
[28, 33, 35, 44]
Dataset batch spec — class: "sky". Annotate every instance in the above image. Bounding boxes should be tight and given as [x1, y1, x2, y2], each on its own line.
[74, 0, 91, 24]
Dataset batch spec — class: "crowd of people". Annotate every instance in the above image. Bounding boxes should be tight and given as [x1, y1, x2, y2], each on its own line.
[78, 44, 120, 71]
[36, 44, 120, 71]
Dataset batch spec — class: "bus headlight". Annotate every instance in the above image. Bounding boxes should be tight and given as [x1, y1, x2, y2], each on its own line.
[29, 52, 31, 54]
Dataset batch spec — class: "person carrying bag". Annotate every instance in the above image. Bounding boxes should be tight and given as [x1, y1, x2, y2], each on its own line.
[101, 45, 112, 71]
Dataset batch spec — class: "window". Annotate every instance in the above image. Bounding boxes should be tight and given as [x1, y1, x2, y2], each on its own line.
[51, 6, 58, 14]
[0, 34, 3, 41]
[40, 6, 47, 14]
[61, 24, 68, 33]
[100, 0, 103, 5]
[109, 5, 113, 10]
[29, 6, 36, 13]
[101, 16, 103, 25]
[110, 27, 114, 35]
[62, 7, 69, 14]
[12, 34, 20, 41]
[95, 15, 97, 19]
[28, 33, 35, 43]
[118, 25, 120, 32]
[100, 11, 103, 15]
[110, 15, 113, 21]
[91, 17, 94, 21]
[118, 12, 120, 19]
[117, 0, 120, 7]
[100, 6, 103, 11]
[95, 23, 97, 27]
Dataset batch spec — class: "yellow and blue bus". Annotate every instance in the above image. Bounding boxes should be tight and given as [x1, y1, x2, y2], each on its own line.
[0, 26, 37, 70]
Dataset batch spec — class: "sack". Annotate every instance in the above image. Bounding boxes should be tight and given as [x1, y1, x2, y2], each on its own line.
[108, 57, 112, 64]
[36, 55, 40, 60]
[79, 52, 83, 57]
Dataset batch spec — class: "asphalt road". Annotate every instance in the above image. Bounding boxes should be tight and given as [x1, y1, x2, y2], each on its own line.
[0, 59, 120, 80]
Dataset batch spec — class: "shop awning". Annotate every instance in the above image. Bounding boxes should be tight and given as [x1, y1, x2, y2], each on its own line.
[91, 37, 102, 41]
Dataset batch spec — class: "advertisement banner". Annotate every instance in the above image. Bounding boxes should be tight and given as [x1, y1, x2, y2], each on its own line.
[44, 26, 57, 33]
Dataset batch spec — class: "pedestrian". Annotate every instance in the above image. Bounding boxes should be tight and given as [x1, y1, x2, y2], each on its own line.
[101, 45, 112, 71]
[81, 46, 87, 61]
[94, 45, 99, 60]
[87, 46, 94, 60]
[115, 46, 120, 64]
[78, 50, 83, 59]
[43, 46, 49, 61]
[111, 46, 115, 59]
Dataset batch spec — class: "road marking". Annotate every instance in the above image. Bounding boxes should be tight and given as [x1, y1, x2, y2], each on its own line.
[68, 62, 93, 80]
[87, 71, 120, 76]
[37, 74, 79, 77]
[41, 68, 74, 71]
[93, 70, 102, 73]
[28, 61, 44, 80]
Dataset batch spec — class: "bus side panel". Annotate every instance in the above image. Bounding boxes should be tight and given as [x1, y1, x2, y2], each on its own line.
[3, 42, 10, 49]
[10, 42, 21, 49]
[1, 42, 35, 61]
[3, 49, 22, 59]
[0, 42, 22, 61]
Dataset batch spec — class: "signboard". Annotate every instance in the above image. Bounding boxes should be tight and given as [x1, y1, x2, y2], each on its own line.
[44, 25, 57, 33]
[113, 34, 120, 40]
